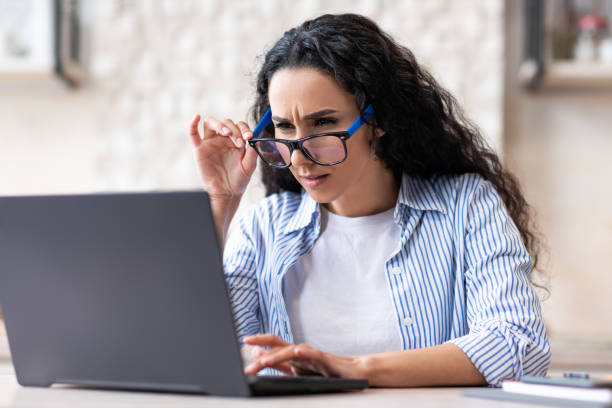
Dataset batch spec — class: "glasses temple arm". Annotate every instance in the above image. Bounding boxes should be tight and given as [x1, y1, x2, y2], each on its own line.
[252, 108, 272, 139]
[346, 104, 375, 136]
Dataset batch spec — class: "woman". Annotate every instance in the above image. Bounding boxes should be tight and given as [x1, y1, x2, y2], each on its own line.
[188, 13, 550, 387]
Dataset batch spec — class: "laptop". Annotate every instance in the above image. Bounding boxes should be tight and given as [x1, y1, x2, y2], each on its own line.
[0, 191, 368, 397]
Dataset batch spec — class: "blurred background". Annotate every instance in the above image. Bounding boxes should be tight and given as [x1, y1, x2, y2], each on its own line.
[1, 0, 611, 370]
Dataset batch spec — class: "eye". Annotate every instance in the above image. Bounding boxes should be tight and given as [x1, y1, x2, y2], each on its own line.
[314, 117, 337, 127]
[273, 122, 294, 130]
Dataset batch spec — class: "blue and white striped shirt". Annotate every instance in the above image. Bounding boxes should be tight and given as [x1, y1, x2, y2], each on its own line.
[223, 172, 551, 385]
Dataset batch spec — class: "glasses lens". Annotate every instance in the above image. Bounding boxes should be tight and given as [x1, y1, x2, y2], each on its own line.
[302, 135, 346, 164]
[254, 140, 291, 166]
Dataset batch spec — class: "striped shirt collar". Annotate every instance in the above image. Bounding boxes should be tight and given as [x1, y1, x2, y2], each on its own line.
[399, 173, 448, 214]
[282, 173, 447, 235]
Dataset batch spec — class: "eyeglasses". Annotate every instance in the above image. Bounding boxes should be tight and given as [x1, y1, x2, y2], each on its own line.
[248, 104, 375, 168]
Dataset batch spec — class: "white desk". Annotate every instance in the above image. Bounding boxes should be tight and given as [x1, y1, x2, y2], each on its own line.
[0, 362, 549, 408]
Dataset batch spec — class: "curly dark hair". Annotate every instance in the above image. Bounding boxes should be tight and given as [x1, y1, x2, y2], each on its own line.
[250, 13, 547, 290]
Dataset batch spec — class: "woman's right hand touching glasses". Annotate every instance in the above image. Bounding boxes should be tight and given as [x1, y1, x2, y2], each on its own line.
[189, 114, 258, 199]
[188, 114, 258, 247]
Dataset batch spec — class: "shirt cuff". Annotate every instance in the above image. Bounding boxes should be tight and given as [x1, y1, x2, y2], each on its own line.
[446, 322, 533, 386]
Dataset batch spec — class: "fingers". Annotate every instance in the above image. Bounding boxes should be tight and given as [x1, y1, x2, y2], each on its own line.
[280, 345, 331, 377]
[235, 120, 258, 173]
[201, 116, 252, 151]
[246, 345, 313, 376]
[244, 349, 291, 375]
[203, 116, 241, 148]
[222, 118, 245, 148]
[202, 116, 232, 141]
[244, 333, 289, 348]
[236, 121, 253, 141]
[251, 347, 264, 358]
[245, 346, 294, 375]
[189, 114, 202, 147]
[242, 338, 334, 377]
[291, 361, 329, 377]
[242, 141, 258, 174]
[292, 346, 330, 375]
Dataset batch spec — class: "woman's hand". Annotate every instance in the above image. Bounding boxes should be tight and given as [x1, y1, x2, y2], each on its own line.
[243, 334, 368, 379]
[188, 114, 258, 200]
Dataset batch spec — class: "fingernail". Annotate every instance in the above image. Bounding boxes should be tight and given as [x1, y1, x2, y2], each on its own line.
[222, 127, 231, 135]
[243, 131, 252, 139]
[236, 138, 244, 147]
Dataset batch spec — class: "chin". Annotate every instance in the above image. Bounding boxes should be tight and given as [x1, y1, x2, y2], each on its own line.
[301, 186, 338, 204]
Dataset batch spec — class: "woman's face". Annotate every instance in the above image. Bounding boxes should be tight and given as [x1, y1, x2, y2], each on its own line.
[268, 68, 380, 206]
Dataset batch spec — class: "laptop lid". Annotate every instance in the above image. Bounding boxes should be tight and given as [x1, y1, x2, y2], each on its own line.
[0, 191, 251, 397]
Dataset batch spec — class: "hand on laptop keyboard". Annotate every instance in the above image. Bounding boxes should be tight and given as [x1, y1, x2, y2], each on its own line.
[243, 333, 367, 380]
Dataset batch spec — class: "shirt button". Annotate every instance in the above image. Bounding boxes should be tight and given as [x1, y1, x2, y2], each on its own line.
[390, 267, 402, 275]
[402, 316, 414, 326]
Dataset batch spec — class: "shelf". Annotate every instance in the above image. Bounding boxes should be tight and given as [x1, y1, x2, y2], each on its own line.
[543, 61, 612, 87]
[521, 0, 612, 89]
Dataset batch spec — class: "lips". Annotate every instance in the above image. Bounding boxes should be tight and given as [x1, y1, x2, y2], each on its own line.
[299, 174, 329, 188]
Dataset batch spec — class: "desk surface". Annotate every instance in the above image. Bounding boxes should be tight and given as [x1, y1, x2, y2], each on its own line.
[0, 363, 552, 408]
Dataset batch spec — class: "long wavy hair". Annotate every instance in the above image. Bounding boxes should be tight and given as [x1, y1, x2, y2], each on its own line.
[250, 14, 547, 291]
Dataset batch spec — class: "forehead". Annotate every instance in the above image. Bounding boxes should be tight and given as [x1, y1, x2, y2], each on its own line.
[268, 68, 357, 116]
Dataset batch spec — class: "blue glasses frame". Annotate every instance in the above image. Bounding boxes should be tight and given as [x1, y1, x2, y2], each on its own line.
[248, 104, 375, 168]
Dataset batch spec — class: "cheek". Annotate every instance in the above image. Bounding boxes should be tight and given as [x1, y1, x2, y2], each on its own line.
[326, 145, 367, 182]
[345, 133, 374, 163]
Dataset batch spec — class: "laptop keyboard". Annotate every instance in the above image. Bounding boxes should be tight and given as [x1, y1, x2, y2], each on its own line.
[246, 375, 369, 395]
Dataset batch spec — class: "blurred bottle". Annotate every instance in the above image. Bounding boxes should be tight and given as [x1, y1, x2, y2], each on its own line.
[573, 14, 608, 61]
[600, 33, 612, 63]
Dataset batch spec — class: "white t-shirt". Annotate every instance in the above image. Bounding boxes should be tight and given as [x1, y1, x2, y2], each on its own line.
[282, 206, 403, 356]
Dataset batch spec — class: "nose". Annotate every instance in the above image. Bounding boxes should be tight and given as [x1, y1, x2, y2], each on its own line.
[289, 125, 314, 168]
[290, 147, 311, 168]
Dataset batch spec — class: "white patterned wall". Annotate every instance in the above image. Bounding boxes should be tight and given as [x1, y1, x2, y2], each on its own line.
[86, 0, 503, 204]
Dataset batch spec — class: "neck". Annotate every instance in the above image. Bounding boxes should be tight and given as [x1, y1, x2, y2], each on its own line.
[323, 162, 400, 218]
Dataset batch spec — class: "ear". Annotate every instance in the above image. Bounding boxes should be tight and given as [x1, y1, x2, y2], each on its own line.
[375, 128, 386, 138]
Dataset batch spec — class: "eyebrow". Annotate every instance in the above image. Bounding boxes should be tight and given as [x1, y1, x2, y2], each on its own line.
[271, 109, 338, 123]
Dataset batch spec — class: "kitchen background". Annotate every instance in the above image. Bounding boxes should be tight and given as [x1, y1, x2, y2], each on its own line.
[1, 0, 611, 368]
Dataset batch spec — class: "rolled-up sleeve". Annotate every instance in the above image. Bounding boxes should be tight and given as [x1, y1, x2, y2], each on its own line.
[447, 179, 551, 385]
[222, 207, 262, 346]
